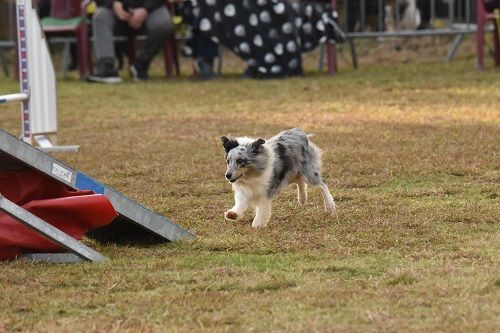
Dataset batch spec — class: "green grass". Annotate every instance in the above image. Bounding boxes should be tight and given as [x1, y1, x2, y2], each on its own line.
[0, 53, 499, 332]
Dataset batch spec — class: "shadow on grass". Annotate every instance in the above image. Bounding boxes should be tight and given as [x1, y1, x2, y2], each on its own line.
[87, 216, 168, 246]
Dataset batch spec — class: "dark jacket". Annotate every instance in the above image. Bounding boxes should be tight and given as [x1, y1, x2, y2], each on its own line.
[96, 0, 165, 13]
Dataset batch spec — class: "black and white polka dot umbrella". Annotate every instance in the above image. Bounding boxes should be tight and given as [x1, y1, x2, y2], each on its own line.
[181, 0, 345, 78]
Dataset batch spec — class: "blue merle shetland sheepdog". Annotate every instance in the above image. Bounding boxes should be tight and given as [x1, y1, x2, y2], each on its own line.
[221, 128, 336, 228]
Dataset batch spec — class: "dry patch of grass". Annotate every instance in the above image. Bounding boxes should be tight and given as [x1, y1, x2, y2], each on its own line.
[0, 57, 499, 333]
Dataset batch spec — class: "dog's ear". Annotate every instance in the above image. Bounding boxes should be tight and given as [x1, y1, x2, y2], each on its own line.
[221, 136, 239, 153]
[250, 138, 265, 153]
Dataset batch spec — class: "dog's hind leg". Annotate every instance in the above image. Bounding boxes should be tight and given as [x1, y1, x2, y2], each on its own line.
[319, 181, 336, 214]
[302, 170, 336, 215]
[252, 200, 272, 228]
[301, 147, 336, 214]
[297, 179, 307, 205]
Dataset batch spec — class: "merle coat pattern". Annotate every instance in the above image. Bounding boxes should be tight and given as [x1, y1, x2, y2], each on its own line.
[221, 128, 336, 227]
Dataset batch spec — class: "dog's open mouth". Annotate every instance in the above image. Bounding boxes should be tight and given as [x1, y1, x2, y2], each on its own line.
[229, 174, 244, 183]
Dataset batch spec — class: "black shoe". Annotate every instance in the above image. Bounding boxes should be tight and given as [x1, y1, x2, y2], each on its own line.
[130, 59, 149, 81]
[87, 58, 122, 84]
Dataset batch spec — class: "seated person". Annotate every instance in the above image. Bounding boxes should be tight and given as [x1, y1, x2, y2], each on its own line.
[88, 0, 173, 83]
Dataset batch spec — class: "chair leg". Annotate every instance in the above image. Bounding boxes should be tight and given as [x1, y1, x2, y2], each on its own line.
[493, 22, 500, 67]
[476, 2, 485, 69]
[349, 38, 358, 69]
[164, 35, 177, 79]
[86, 26, 93, 75]
[76, 25, 90, 80]
[127, 34, 136, 69]
[327, 0, 339, 74]
[0, 48, 9, 77]
[76, 34, 85, 80]
[172, 36, 180, 76]
[164, 1, 179, 78]
[476, 24, 485, 69]
[61, 41, 71, 77]
[326, 43, 338, 75]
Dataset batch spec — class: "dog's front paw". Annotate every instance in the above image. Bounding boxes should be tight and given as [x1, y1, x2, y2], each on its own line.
[225, 210, 239, 221]
[325, 200, 337, 215]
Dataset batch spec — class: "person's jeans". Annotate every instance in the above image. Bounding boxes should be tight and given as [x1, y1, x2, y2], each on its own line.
[92, 6, 172, 65]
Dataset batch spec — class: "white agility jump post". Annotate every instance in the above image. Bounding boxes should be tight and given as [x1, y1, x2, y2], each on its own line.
[0, 0, 78, 152]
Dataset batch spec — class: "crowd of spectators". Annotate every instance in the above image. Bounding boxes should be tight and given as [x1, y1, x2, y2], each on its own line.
[33, 0, 344, 82]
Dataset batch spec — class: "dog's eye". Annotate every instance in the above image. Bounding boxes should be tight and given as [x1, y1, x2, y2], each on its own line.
[236, 159, 244, 164]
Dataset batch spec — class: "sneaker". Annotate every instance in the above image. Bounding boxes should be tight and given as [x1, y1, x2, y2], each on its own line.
[87, 58, 122, 84]
[129, 59, 149, 81]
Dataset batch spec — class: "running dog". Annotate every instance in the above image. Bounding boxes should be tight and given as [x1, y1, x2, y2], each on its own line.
[221, 128, 336, 228]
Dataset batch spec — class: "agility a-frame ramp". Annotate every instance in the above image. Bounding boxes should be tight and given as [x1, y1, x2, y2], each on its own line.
[0, 0, 78, 152]
[0, 129, 195, 262]
[1, 0, 193, 263]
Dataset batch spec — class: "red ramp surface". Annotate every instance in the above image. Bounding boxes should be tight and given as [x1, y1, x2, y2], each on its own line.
[0, 169, 117, 260]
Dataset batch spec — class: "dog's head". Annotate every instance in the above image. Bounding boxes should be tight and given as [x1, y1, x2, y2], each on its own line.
[220, 136, 266, 183]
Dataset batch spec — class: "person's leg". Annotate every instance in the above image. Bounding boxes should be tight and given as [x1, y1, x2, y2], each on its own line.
[194, 32, 218, 79]
[93, 7, 117, 62]
[131, 6, 172, 80]
[88, 7, 121, 83]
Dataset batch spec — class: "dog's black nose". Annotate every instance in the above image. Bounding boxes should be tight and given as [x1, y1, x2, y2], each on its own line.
[225, 173, 232, 180]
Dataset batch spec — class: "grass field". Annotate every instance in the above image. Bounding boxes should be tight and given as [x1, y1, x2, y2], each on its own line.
[0, 47, 499, 332]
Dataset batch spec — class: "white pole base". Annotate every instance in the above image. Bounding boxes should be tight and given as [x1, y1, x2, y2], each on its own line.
[34, 135, 80, 153]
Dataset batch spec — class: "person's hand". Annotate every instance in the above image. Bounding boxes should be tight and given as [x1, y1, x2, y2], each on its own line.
[128, 8, 148, 29]
[112, 1, 131, 21]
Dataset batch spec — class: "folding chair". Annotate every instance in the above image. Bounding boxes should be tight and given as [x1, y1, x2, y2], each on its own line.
[41, 0, 92, 79]
[476, 0, 500, 68]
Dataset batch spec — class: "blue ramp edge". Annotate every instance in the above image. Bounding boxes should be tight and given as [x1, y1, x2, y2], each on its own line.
[75, 173, 105, 194]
